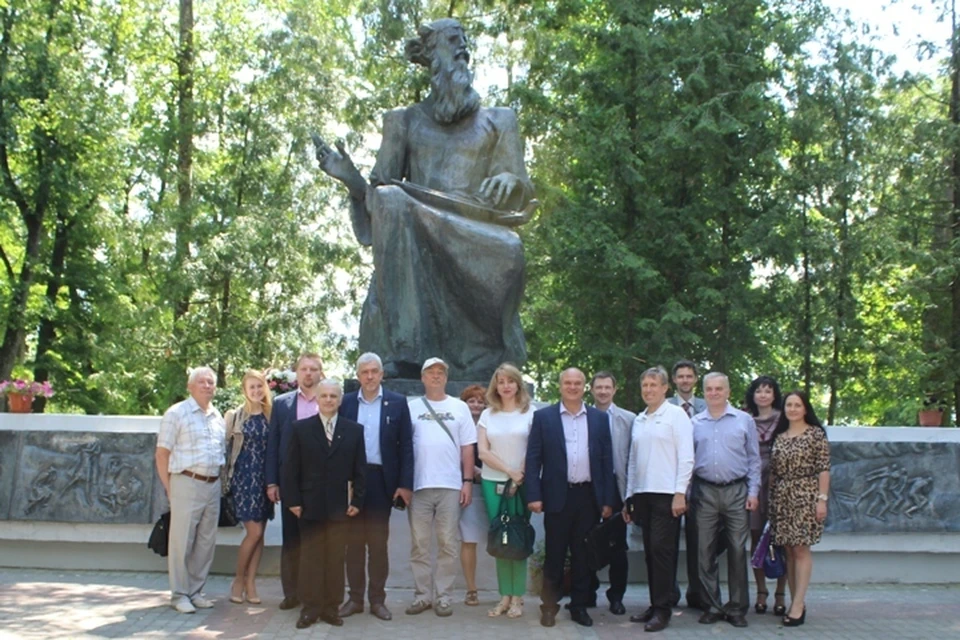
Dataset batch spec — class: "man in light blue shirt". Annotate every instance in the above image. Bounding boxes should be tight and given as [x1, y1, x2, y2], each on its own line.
[691, 372, 760, 629]
[338, 353, 413, 621]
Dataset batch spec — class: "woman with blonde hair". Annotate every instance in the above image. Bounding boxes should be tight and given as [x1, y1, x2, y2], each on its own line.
[477, 363, 533, 619]
[224, 369, 275, 604]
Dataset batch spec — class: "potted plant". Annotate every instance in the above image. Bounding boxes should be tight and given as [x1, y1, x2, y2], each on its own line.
[919, 394, 947, 427]
[1, 379, 54, 413]
[527, 540, 572, 596]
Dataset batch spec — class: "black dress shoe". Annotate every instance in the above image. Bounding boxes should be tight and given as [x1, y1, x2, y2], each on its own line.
[570, 608, 593, 627]
[698, 611, 724, 624]
[630, 607, 655, 623]
[540, 608, 556, 627]
[370, 603, 392, 620]
[295, 613, 317, 629]
[644, 613, 669, 632]
[609, 600, 626, 615]
[338, 600, 363, 617]
[727, 614, 748, 628]
[279, 596, 300, 611]
[320, 612, 344, 627]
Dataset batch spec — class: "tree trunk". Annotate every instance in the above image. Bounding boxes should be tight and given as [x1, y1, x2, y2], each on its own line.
[32, 213, 72, 412]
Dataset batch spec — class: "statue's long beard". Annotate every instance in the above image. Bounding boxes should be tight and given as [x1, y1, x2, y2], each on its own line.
[430, 57, 481, 125]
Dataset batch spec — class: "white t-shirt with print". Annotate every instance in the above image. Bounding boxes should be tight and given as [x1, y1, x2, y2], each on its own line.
[478, 407, 533, 482]
[409, 395, 478, 491]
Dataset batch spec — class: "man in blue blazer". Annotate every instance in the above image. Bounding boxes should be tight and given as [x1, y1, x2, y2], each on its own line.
[526, 367, 615, 628]
[337, 353, 414, 621]
[265, 353, 323, 611]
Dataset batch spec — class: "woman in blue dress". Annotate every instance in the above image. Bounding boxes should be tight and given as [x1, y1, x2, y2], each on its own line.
[224, 369, 274, 604]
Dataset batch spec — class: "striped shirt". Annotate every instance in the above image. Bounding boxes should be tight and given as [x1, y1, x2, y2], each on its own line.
[157, 397, 226, 476]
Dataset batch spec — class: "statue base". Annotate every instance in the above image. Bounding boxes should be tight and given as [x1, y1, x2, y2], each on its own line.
[344, 378, 492, 398]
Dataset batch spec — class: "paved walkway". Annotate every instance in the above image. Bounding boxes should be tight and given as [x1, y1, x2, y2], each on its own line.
[0, 569, 957, 639]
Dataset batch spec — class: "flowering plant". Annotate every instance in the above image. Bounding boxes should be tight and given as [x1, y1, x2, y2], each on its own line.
[0, 379, 54, 398]
[266, 369, 298, 395]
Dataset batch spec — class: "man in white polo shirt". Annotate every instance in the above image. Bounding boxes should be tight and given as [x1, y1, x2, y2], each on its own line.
[405, 357, 476, 618]
[155, 366, 226, 614]
[624, 366, 694, 633]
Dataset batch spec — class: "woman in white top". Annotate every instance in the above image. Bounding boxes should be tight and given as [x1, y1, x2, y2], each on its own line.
[458, 384, 487, 606]
[477, 363, 534, 619]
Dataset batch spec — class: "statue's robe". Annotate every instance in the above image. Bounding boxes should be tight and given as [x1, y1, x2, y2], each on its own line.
[348, 103, 534, 380]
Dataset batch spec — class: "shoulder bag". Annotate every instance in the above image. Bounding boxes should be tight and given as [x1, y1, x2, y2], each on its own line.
[486, 480, 535, 561]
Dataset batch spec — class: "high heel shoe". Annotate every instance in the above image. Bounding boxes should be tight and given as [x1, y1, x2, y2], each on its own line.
[773, 592, 786, 617]
[754, 589, 768, 614]
[783, 606, 806, 627]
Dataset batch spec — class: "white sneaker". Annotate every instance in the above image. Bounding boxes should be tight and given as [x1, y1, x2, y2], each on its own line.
[172, 596, 196, 614]
[190, 594, 214, 609]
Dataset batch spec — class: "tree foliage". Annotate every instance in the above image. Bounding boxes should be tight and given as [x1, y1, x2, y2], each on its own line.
[0, 0, 956, 424]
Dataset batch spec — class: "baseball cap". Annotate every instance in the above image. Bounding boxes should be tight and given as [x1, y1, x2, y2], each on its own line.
[421, 357, 449, 373]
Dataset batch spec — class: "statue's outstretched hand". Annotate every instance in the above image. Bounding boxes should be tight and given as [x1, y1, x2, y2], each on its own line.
[311, 133, 367, 200]
[479, 172, 521, 209]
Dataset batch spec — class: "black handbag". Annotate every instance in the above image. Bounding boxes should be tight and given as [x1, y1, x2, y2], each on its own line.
[148, 511, 171, 557]
[486, 481, 535, 561]
[585, 512, 625, 571]
[219, 492, 239, 527]
[219, 430, 240, 527]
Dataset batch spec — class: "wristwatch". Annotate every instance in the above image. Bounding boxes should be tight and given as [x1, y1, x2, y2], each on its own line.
[817, 493, 829, 502]
[463, 478, 473, 483]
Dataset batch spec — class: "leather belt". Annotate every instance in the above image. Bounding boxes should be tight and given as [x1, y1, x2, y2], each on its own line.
[181, 469, 219, 483]
[568, 481, 591, 488]
[696, 476, 745, 488]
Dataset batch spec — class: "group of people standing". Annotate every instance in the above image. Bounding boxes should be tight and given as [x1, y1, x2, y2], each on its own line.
[154, 355, 830, 632]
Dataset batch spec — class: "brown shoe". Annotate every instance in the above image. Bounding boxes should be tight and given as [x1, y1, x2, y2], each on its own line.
[338, 600, 363, 618]
[644, 613, 669, 632]
[370, 603, 393, 620]
[698, 611, 724, 624]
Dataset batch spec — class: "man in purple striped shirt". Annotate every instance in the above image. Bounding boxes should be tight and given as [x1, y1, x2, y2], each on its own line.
[691, 372, 760, 629]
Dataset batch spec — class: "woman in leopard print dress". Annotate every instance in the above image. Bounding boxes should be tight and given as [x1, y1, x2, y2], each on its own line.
[769, 391, 830, 627]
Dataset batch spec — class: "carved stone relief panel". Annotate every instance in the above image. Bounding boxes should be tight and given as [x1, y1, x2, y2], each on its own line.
[826, 442, 960, 533]
[7, 431, 156, 524]
[0, 431, 19, 520]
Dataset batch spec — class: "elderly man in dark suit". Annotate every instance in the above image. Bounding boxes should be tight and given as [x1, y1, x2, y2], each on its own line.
[284, 378, 366, 629]
[526, 367, 615, 628]
[337, 352, 414, 621]
[265, 353, 323, 611]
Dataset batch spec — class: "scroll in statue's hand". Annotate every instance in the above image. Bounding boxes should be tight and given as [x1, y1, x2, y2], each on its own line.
[479, 172, 521, 209]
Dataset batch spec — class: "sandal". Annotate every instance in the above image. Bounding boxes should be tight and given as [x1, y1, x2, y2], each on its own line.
[773, 592, 786, 617]
[507, 597, 523, 618]
[465, 590, 480, 606]
[488, 596, 510, 617]
[755, 589, 768, 614]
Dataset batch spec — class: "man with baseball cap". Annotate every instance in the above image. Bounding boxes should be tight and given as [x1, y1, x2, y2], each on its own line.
[404, 357, 477, 617]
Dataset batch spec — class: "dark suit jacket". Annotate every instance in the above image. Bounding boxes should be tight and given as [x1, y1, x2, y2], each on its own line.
[283, 414, 366, 522]
[265, 390, 299, 491]
[525, 402, 615, 513]
[339, 388, 413, 498]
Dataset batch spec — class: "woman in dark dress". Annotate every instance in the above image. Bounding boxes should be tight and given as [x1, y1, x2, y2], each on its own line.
[224, 369, 274, 604]
[744, 376, 787, 616]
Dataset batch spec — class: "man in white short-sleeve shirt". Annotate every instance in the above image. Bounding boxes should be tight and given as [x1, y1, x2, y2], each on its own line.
[155, 366, 226, 614]
[405, 357, 477, 617]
